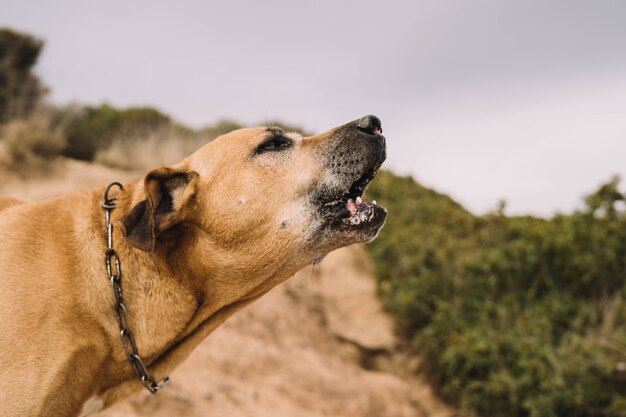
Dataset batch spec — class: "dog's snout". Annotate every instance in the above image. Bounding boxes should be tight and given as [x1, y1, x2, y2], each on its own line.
[355, 115, 382, 135]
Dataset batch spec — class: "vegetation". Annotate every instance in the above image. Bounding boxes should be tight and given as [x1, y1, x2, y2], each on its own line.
[4, 26, 626, 417]
[62, 104, 173, 161]
[367, 171, 626, 417]
[0, 111, 66, 175]
[0, 29, 305, 171]
[0, 28, 46, 123]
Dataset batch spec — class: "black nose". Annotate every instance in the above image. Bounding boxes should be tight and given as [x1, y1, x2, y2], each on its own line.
[356, 114, 383, 135]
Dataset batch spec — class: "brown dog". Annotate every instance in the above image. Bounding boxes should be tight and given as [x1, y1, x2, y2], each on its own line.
[0, 115, 387, 416]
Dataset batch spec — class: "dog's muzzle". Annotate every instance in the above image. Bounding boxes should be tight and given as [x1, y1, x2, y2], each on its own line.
[316, 115, 387, 236]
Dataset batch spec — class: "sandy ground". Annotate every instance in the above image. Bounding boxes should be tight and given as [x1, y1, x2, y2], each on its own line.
[0, 160, 457, 417]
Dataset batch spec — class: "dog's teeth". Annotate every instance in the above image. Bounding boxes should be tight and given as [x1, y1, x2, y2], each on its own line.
[372, 200, 377, 205]
[356, 196, 362, 204]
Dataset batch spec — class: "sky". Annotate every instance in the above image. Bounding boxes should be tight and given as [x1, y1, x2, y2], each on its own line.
[2, 0, 626, 216]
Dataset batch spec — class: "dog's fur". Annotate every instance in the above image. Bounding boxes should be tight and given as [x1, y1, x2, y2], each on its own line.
[0, 117, 386, 417]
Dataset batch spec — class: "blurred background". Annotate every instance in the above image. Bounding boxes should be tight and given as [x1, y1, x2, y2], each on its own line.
[1, 1, 626, 416]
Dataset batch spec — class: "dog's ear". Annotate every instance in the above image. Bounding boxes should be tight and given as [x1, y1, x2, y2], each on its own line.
[122, 167, 198, 252]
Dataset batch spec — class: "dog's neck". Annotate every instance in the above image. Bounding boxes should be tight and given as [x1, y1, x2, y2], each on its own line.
[95, 181, 201, 359]
[83, 181, 282, 407]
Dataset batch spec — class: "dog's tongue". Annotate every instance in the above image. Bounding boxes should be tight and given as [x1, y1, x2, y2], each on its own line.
[346, 199, 358, 216]
[346, 197, 367, 216]
[343, 196, 380, 226]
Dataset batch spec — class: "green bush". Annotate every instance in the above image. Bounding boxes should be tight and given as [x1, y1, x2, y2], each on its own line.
[63, 107, 302, 163]
[62, 104, 173, 160]
[94, 124, 204, 171]
[0, 28, 46, 123]
[199, 119, 244, 139]
[366, 171, 626, 417]
[198, 119, 309, 139]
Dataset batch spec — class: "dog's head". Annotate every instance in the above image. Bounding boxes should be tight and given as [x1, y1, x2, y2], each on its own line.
[121, 115, 386, 293]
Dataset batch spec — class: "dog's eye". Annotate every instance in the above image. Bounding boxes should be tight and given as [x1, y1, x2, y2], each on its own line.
[256, 136, 294, 154]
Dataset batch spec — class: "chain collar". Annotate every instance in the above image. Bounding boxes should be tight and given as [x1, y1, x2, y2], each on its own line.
[102, 182, 170, 394]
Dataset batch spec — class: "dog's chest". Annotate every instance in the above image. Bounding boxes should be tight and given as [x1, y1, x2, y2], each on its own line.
[78, 396, 104, 416]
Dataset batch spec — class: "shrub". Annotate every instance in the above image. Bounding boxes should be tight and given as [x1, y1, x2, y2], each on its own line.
[63, 104, 173, 161]
[366, 171, 626, 417]
[198, 119, 309, 139]
[199, 119, 244, 139]
[0, 28, 46, 123]
[0, 111, 66, 176]
[94, 125, 207, 171]
[94, 117, 308, 171]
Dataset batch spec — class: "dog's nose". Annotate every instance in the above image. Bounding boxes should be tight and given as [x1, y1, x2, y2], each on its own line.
[355, 115, 383, 135]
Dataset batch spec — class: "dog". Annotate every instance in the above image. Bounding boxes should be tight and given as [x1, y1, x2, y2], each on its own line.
[0, 115, 387, 416]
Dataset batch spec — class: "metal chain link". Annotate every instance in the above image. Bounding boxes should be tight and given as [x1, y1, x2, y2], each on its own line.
[102, 182, 170, 394]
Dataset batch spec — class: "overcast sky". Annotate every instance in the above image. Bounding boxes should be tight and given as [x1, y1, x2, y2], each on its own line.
[2, 0, 626, 216]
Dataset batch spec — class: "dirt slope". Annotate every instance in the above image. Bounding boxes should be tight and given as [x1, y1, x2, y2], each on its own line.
[0, 160, 456, 417]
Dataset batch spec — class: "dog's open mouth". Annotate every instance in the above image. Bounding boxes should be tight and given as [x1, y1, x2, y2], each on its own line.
[320, 164, 387, 229]
[314, 115, 388, 237]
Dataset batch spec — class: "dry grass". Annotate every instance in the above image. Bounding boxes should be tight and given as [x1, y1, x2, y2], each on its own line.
[0, 111, 66, 177]
[95, 126, 210, 172]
